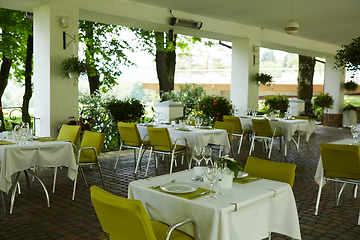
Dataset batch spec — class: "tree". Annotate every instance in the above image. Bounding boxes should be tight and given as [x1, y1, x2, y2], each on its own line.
[334, 36, 360, 77]
[0, 9, 33, 129]
[297, 55, 316, 110]
[78, 21, 135, 95]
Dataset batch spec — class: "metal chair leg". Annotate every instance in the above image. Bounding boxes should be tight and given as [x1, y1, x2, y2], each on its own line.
[52, 167, 57, 193]
[114, 142, 123, 170]
[145, 148, 153, 177]
[237, 135, 244, 154]
[1, 191, 5, 215]
[315, 174, 324, 215]
[97, 164, 106, 190]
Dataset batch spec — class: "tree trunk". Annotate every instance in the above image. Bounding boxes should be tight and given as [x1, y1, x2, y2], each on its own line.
[0, 56, 12, 131]
[84, 22, 100, 95]
[155, 32, 176, 101]
[22, 34, 33, 124]
[297, 55, 316, 110]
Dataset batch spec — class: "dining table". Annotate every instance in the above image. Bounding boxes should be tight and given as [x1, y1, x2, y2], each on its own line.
[0, 138, 77, 214]
[239, 116, 312, 156]
[137, 123, 231, 159]
[128, 169, 302, 240]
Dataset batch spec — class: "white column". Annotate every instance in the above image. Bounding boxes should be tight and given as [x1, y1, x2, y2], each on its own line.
[33, 3, 79, 138]
[323, 57, 345, 114]
[230, 38, 260, 115]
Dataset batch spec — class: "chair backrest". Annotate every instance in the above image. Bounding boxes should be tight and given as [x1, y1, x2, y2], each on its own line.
[244, 156, 296, 188]
[90, 185, 157, 240]
[117, 122, 142, 147]
[251, 119, 273, 137]
[223, 115, 243, 134]
[79, 131, 105, 163]
[320, 143, 360, 179]
[213, 121, 235, 137]
[293, 116, 309, 120]
[57, 124, 81, 145]
[147, 127, 172, 152]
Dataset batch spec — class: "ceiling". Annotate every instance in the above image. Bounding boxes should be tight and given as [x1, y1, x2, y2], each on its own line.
[128, 0, 360, 47]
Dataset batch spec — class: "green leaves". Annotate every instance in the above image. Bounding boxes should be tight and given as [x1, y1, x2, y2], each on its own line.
[252, 73, 273, 86]
[264, 95, 289, 113]
[334, 36, 360, 76]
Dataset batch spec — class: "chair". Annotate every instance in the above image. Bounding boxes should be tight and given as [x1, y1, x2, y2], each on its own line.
[146, 127, 187, 177]
[213, 121, 235, 157]
[244, 156, 296, 188]
[249, 119, 282, 159]
[72, 131, 106, 200]
[223, 115, 252, 154]
[113, 122, 150, 174]
[90, 185, 198, 240]
[292, 115, 310, 152]
[51, 124, 82, 193]
[315, 143, 360, 224]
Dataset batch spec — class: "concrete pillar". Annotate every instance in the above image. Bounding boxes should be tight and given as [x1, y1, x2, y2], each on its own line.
[33, 3, 79, 138]
[323, 57, 345, 114]
[230, 38, 260, 115]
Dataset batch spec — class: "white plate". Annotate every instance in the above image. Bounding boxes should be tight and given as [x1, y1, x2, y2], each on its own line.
[236, 172, 249, 178]
[175, 127, 191, 131]
[160, 182, 198, 193]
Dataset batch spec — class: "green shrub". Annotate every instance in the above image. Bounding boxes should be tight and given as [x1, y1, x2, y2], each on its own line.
[105, 98, 145, 123]
[197, 95, 234, 123]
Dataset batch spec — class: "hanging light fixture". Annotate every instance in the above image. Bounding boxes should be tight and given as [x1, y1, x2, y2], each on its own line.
[284, 0, 299, 35]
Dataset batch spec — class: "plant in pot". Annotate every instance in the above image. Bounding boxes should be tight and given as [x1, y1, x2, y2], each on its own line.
[59, 55, 87, 83]
[344, 80, 358, 92]
[252, 73, 274, 86]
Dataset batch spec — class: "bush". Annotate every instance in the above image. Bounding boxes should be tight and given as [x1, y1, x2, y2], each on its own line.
[197, 95, 234, 123]
[264, 95, 289, 113]
[344, 81, 358, 92]
[106, 98, 145, 123]
[252, 73, 273, 86]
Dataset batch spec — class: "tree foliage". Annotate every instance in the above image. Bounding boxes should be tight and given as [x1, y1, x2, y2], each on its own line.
[334, 36, 360, 76]
[78, 21, 135, 94]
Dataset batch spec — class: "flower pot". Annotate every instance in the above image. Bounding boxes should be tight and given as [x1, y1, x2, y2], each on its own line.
[219, 170, 234, 189]
[179, 120, 186, 128]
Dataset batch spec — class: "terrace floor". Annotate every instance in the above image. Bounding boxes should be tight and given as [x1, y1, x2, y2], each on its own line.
[0, 125, 360, 240]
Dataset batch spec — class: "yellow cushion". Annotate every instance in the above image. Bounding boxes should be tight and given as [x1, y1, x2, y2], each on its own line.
[151, 221, 194, 240]
[79, 131, 105, 163]
[244, 156, 296, 188]
[57, 124, 81, 145]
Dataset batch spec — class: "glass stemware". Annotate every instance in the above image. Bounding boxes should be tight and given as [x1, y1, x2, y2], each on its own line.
[203, 165, 217, 199]
[193, 146, 203, 166]
[217, 171, 224, 196]
[202, 146, 213, 166]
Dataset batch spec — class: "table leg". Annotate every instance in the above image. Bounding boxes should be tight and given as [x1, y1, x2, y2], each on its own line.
[10, 172, 21, 214]
[26, 169, 50, 208]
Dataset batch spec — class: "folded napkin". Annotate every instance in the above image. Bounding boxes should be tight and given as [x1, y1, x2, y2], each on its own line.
[175, 128, 191, 132]
[0, 140, 15, 145]
[150, 186, 210, 200]
[233, 175, 262, 184]
[34, 137, 57, 142]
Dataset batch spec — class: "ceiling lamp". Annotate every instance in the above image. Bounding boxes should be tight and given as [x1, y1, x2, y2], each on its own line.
[284, 0, 299, 35]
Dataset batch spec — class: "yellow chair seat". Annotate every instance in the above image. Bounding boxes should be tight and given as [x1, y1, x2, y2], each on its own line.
[151, 221, 193, 240]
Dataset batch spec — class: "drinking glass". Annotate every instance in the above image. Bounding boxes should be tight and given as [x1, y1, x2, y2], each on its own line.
[193, 146, 203, 166]
[217, 169, 225, 196]
[351, 125, 357, 140]
[202, 146, 213, 166]
[203, 165, 217, 199]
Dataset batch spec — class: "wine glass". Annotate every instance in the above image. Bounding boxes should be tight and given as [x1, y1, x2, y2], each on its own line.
[203, 165, 218, 199]
[351, 125, 357, 140]
[193, 146, 203, 166]
[202, 146, 213, 166]
[195, 118, 202, 128]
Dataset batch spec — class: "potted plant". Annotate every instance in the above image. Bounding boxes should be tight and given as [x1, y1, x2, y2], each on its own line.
[59, 55, 86, 80]
[252, 73, 273, 86]
[344, 81, 358, 92]
[264, 94, 289, 114]
[217, 155, 243, 189]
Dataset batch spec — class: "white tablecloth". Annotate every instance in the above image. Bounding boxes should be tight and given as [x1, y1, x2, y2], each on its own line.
[137, 124, 231, 154]
[314, 138, 357, 186]
[128, 170, 301, 240]
[0, 141, 77, 194]
[240, 116, 312, 142]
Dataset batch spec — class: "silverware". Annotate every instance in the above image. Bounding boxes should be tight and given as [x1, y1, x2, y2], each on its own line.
[189, 191, 210, 199]
[151, 179, 175, 189]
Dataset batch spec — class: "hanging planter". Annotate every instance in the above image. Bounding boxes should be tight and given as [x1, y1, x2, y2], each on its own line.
[251, 73, 273, 86]
[59, 55, 86, 84]
[344, 80, 358, 92]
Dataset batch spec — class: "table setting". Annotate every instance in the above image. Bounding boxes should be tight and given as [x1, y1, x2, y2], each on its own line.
[129, 160, 301, 240]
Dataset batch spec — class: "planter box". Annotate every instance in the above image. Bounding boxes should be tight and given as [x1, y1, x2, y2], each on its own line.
[343, 110, 357, 127]
[154, 100, 184, 122]
[323, 113, 343, 127]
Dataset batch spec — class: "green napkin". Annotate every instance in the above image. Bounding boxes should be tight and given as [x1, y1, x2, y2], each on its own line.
[0, 140, 15, 145]
[233, 175, 262, 184]
[175, 128, 191, 132]
[34, 137, 57, 142]
[150, 186, 210, 200]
